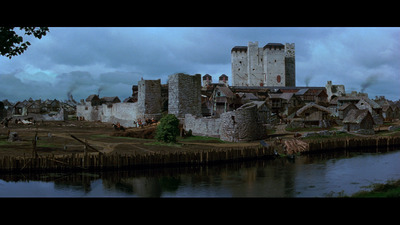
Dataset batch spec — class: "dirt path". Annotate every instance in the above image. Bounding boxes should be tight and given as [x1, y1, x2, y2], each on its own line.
[275, 124, 289, 134]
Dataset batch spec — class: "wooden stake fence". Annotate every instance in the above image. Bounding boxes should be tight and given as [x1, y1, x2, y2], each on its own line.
[307, 136, 400, 153]
[1, 136, 400, 173]
[0, 146, 275, 172]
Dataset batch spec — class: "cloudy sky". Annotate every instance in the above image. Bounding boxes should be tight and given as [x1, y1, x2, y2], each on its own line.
[0, 27, 399, 102]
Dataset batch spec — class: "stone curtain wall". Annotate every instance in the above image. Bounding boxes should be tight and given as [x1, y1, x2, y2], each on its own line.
[168, 73, 201, 118]
[184, 114, 221, 138]
[184, 102, 267, 142]
[101, 102, 138, 127]
[77, 102, 138, 127]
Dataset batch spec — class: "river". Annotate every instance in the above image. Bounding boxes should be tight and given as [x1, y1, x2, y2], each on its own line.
[0, 149, 399, 197]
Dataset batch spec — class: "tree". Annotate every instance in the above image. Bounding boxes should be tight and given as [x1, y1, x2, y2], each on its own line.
[0, 27, 49, 59]
[155, 114, 180, 143]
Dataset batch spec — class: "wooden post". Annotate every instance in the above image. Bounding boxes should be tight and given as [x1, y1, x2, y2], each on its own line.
[70, 134, 100, 152]
[32, 131, 38, 158]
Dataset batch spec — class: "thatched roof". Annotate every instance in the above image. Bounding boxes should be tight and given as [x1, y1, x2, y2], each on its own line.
[359, 96, 381, 109]
[86, 94, 100, 102]
[338, 102, 357, 111]
[342, 109, 374, 124]
[382, 105, 393, 112]
[268, 92, 295, 101]
[101, 96, 121, 103]
[296, 102, 331, 117]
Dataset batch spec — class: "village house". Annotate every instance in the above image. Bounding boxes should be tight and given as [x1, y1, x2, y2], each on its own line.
[210, 85, 238, 117]
[290, 102, 332, 128]
[336, 96, 361, 108]
[338, 103, 358, 120]
[392, 105, 400, 120]
[100, 96, 121, 105]
[382, 105, 394, 122]
[86, 94, 101, 106]
[267, 92, 302, 117]
[27, 100, 42, 114]
[251, 100, 272, 124]
[374, 96, 399, 121]
[355, 97, 383, 126]
[295, 88, 328, 105]
[342, 109, 375, 134]
[12, 101, 28, 116]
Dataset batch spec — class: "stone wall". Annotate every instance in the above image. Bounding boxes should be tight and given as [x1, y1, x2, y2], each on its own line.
[183, 114, 221, 138]
[137, 79, 162, 120]
[264, 45, 286, 87]
[231, 47, 248, 86]
[219, 102, 267, 142]
[77, 102, 138, 127]
[247, 41, 264, 86]
[183, 102, 267, 142]
[168, 73, 201, 118]
[101, 102, 138, 127]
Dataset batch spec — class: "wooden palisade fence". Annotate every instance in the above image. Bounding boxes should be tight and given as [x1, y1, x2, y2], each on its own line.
[1, 136, 400, 172]
[307, 136, 400, 152]
[0, 146, 276, 172]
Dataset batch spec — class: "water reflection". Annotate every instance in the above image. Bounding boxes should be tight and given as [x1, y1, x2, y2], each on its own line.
[0, 149, 399, 197]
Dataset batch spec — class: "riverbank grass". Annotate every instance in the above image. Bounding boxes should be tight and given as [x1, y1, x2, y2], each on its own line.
[351, 179, 400, 198]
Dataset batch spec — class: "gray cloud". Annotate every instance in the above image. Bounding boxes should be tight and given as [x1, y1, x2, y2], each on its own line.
[0, 27, 399, 102]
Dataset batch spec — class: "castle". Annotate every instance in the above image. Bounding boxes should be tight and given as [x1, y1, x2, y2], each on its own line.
[231, 41, 295, 87]
[76, 41, 396, 141]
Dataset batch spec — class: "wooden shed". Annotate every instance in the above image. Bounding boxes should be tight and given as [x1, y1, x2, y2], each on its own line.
[338, 103, 358, 120]
[85, 94, 101, 106]
[342, 109, 375, 133]
[294, 102, 332, 127]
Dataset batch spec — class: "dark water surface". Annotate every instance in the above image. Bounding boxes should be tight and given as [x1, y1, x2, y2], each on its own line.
[1, 149, 399, 197]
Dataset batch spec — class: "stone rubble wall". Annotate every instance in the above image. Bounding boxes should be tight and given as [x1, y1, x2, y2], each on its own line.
[183, 114, 221, 138]
[184, 102, 267, 142]
[219, 102, 267, 142]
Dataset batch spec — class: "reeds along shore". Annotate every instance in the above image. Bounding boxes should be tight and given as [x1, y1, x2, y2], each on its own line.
[1, 136, 400, 172]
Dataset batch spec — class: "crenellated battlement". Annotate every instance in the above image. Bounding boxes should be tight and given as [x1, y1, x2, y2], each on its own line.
[231, 41, 296, 87]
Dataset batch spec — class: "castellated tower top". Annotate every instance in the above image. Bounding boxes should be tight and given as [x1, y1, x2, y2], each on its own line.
[285, 43, 295, 57]
[231, 41, 295, 87]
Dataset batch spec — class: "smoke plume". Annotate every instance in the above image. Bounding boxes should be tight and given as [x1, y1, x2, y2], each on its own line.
[304, 74, 313, 87]
[360, 74, 379, 93]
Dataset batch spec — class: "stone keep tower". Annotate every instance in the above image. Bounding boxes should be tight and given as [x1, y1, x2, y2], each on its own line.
[285, 43, 296, 87]
[264, 43, 286, 86]
[168, 73, 202, 118]
[231, 41, 295, 87]
[137, 78, 162, 120]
